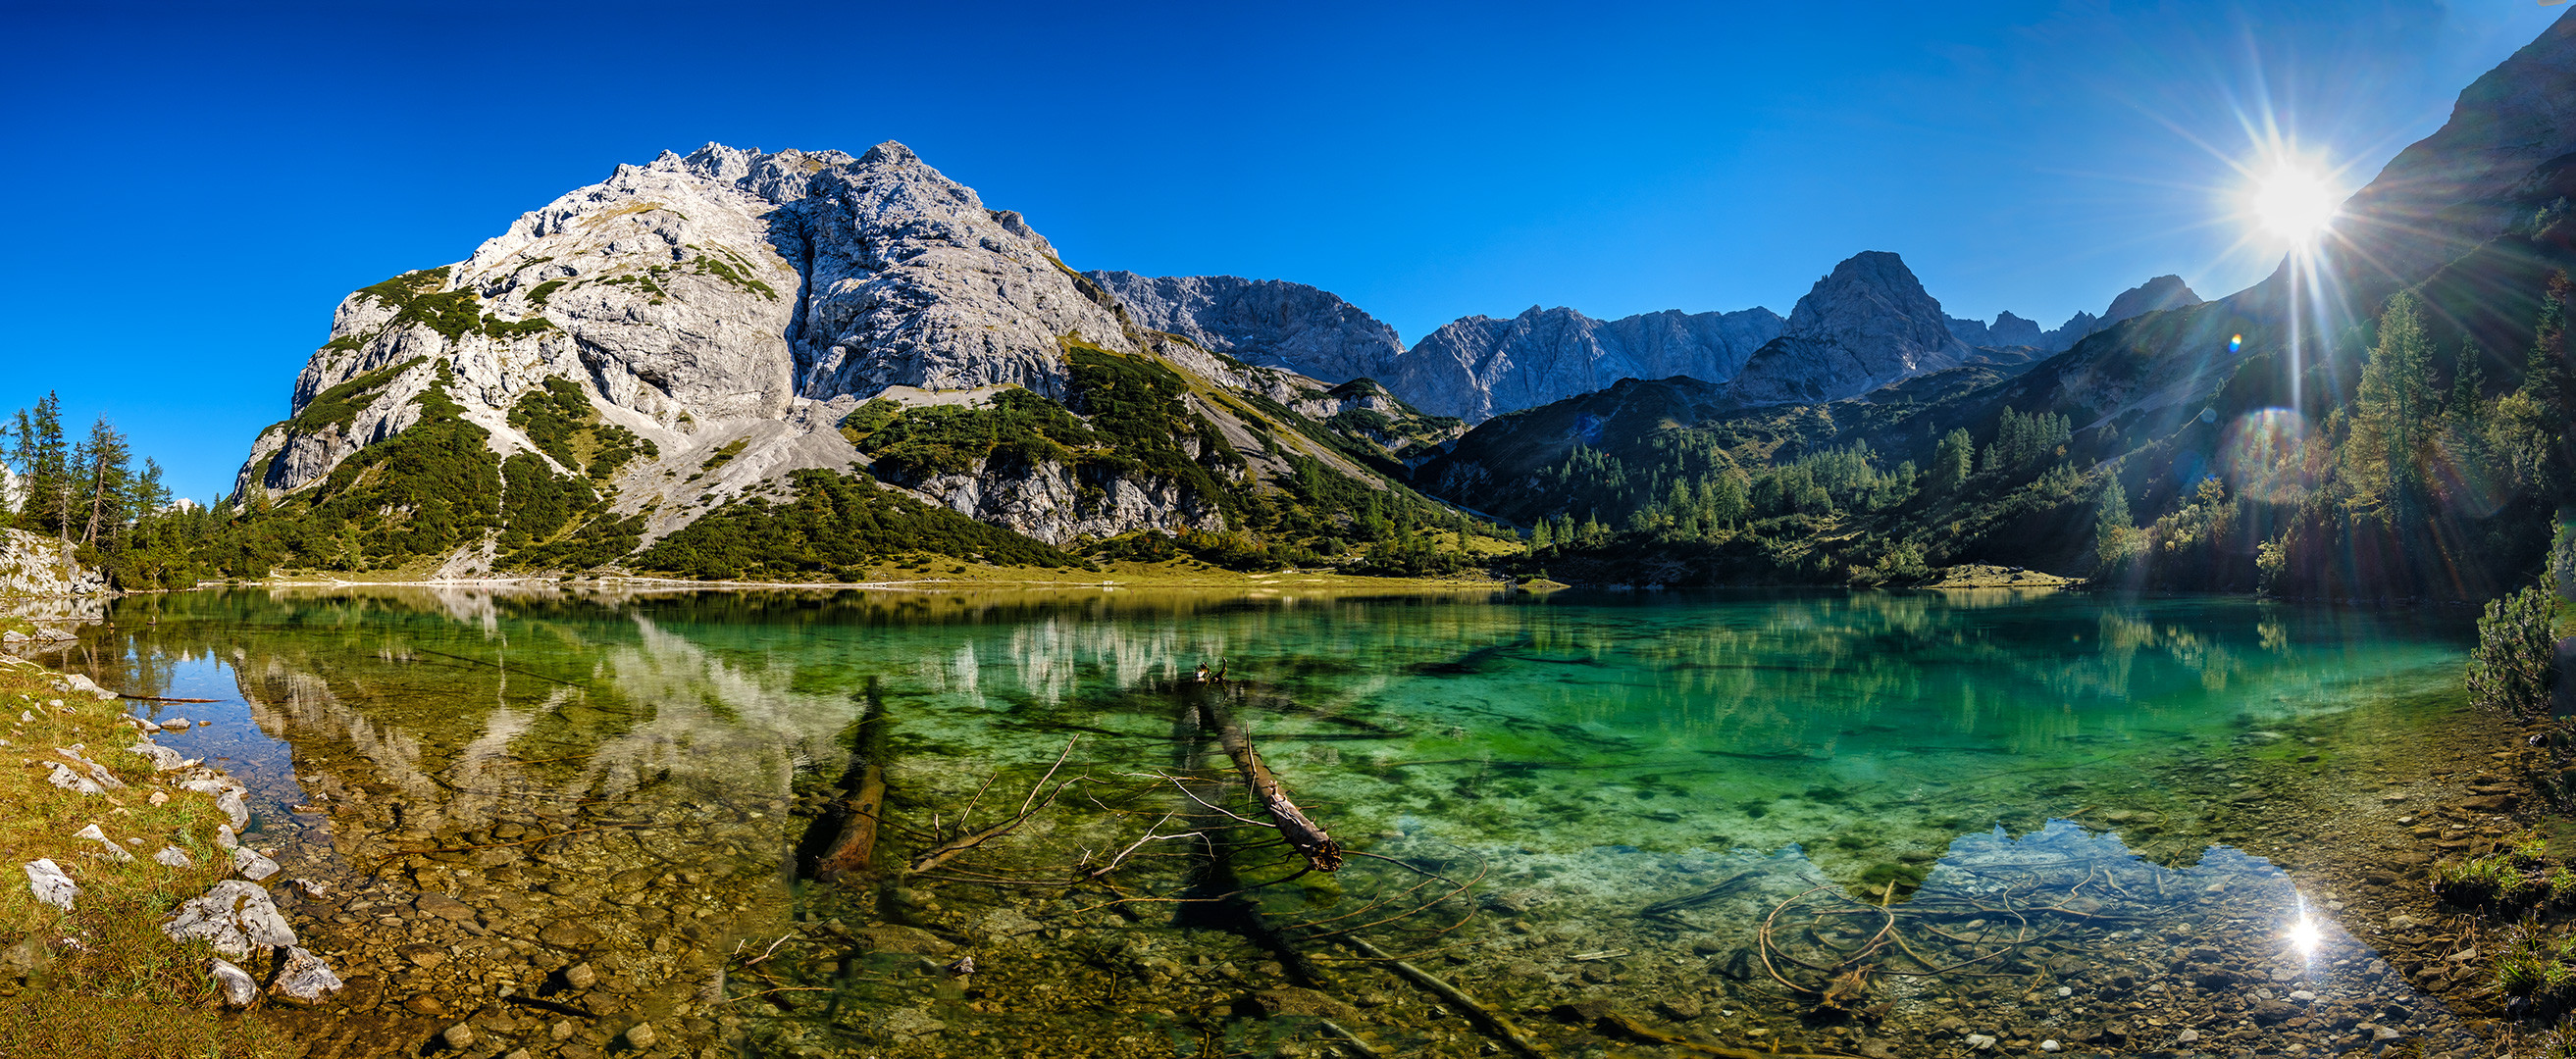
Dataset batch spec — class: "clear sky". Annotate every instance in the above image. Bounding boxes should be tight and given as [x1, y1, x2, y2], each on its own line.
[1, 1, 2564, 502]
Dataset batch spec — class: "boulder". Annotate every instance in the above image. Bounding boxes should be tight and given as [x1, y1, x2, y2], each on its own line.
[126, 742, 185, 771]
[164, 881, 297, 957]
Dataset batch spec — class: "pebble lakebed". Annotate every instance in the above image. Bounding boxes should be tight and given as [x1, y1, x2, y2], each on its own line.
[26, 587, 2531, 1058]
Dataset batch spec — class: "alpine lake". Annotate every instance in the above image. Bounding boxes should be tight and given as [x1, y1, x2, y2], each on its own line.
[37, 584, 2535, 1059]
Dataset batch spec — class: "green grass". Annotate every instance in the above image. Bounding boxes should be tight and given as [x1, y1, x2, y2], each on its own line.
[0, 657, 294, 1057]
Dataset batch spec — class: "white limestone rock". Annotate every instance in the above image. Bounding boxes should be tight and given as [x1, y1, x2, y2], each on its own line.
[0, 530, 109, 600]
[75, 824, 133, 862]
[127, 741, 185, 771]
[155, 846, 194, 868]
[270, 945, 344, 1005]
[208, 958, 260, 1008]
[232, 846, 281, 882]
[164, 881, 297, 957]
[23, 858, 77, 910]
[43, 761, 103, 795]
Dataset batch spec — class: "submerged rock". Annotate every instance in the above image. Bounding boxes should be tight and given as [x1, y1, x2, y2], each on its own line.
[23, 859, 77, 910]
[164, 881, 297, 957]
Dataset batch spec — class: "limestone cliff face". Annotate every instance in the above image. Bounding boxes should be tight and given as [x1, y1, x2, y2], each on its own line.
[0, 529, 108, 598]
[1392, 305, 1781, 422]
[230, 142, 1434, 571]
[1082, 272, 1406, 384]
[1723, 251, 1969, 407]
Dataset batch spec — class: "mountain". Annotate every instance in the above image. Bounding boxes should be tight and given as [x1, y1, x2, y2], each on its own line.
[2097, 275, 2202, 328]
[1721, 251, 1971, 406]
[224, 142, 1468, 579]
[1945, 310, 2045, 350]
[1080, 272, 1406, 384]
[1386, 305, 1781, 422]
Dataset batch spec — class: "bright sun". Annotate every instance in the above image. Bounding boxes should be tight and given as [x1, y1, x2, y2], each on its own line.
[2251, 164, 2336, 243]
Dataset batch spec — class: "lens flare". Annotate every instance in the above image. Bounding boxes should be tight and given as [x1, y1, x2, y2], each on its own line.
[2221, 409, 2315, 503]
[2250, 164, 2336, 243]
[2229, 334, 2243, 354]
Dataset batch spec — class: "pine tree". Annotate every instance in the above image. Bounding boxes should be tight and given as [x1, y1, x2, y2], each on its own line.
[77, 416, 131, 546]
[2350, 292, 2436, 527]
[1531, 517, 1553, 553]
[2094, 477, 2133, 566]
[11, 393, 71, 538]
[1932, 428, 1974, 494]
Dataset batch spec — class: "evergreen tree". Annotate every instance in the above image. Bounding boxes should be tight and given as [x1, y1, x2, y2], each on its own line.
[10, 393, 70, 538]
[2094, 476, 2134, 566]
[1530, 517, 1552, 553]
[77, 416, 131, 546]
[1932, 428, 1974, 494]
[2349, 292, 2436, 528]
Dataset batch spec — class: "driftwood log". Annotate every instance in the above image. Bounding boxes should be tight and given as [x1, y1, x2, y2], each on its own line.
[815, 680, 891, 881]
[1196, 688, 1342, 872]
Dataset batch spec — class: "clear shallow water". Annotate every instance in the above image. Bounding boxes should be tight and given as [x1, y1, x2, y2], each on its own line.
[48, 586, 2502, 1057]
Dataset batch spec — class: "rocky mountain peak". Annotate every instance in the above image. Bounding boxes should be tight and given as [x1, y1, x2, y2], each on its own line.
[1084, 272, 1406, 383]
[1389, 303, 1780, 421]
[2099, 275, 2201, 327]
[1723, 250, 1967, 406]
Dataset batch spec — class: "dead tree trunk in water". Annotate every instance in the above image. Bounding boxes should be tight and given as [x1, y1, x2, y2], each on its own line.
[815, 678, 890, 882]
[1198, 686, 1343, 872]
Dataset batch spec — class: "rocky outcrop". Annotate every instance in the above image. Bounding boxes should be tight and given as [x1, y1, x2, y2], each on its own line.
[2099, 275, 2202, 328]
[2330, 8, 2576, 288]
[1083, 272, 1406, 383]
[1946, 311, 2047, 350]
[1390, 305, 1781, 422]
[908, 461, 1224, 545]
[1723, 251, 1969, 406]
[2040, 311, 2102, 352]
[0, 529, 108, 598]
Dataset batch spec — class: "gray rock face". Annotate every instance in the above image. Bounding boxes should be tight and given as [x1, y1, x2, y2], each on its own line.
[230, 140, 1368, 569]
[1392, 305, 1782, 422]
[1724, 251, 1969, 406]
[1945, 310, 2046, 349]
[910, 463, 1222, 546]
[0, 529, 108, 599]
[2332, 9, 2576, 287]
[164, 881, 297, 957]
[2041, 311, 2102, 352]
[1084, 272, 1405, 383]
[2099, 276, 2202, 328]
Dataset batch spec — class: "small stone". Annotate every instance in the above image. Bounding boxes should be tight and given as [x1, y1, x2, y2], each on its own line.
[147, 791, 168, 806]
[161, 718, 189, 731]
[1657, 994, 1703, 1021]
[2054, 984, 2072, 997]
[551, 1020, 575, 1040]
[2289, 989, 2317, 1002]
[154, 846, 192, 868]
[405, 993, 445, 1015]
[540, 919, 604, 948]
[624, 1023, 656, 1049]
[1934, 1016, 1967, 1034]
[502, 1052, 531, 1059]
[402, 944, 447, 969]
[208, 958, 259, 1007]
[415, 893, 479, 925]
[1964, 1033, 1997, 1051]
[441, 1023, 475, 1049]
[563, 961, 598, 988]
[214, 825, 238, 851]
[2177, 1029, 2200, 1044]
[2374, 1026, 2401, 1041]
[2039, 1041, 2061, 1053]
[75, 824, 133, 862]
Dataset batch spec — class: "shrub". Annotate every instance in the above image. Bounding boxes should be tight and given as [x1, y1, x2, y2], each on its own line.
[2469, 585, 2560, 720]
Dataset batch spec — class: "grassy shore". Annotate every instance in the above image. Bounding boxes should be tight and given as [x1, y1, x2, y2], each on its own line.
[0, 653, 290, 1057]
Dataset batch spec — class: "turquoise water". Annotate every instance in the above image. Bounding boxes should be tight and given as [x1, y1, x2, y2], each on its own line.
[55, 586, 2496, 1057]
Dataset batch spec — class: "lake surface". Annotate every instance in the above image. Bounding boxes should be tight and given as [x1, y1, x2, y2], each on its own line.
[51, 586, 2504, 1058]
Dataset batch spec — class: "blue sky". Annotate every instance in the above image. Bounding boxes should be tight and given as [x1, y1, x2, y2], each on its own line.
[1, 1, 2564, 502]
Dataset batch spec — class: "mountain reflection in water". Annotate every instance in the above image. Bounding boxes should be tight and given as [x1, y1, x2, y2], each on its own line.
[38, 585, 2495, 1057]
